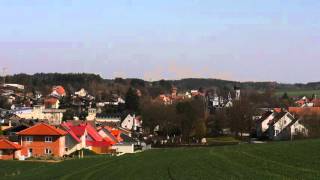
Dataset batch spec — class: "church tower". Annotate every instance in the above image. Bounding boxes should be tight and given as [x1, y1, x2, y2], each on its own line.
[234, 86, 240, 101]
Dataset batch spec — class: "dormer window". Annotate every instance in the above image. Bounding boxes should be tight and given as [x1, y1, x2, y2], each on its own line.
[45, 136, 53, 142]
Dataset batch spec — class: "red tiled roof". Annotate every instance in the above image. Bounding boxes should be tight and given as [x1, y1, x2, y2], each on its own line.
[0, 139, 22, 150]
[103, 127, 123, 143]
[86, 123, 103, 141]
[61, 123, 81, 142]
[44, 97, 58, 106]
[273, 108, 281, 113]
[69, 125, 86, 137]
[295, 100, 306, 105]
[53, 86, 66, 95]
[311, 98, 320, 106]
[17, 123, 67, 136]
[288, 107, 320, 116]
[86, 140, 111, 147]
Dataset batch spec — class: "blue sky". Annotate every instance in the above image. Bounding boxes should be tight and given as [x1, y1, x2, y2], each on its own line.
[1, 0, 320, 83]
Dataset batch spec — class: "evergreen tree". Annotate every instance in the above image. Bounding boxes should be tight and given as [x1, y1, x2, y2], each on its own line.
[282, 92, 289, 100]
[125, 87, 140, 113]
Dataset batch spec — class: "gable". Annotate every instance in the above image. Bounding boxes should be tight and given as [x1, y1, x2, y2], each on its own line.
[17, 123, 67, 136]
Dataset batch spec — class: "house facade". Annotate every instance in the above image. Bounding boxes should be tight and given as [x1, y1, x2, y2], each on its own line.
[121, 114, 142, 132]
[12, 105, 65, 125]
[17, 123, 67, 157]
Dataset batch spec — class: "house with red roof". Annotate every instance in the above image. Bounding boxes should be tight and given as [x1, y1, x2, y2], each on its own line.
[17, 123, 67, 158]
[62, 122, 111, 154]
[0, 138, 22, 160]
[97, 126, 122, 145]
[97, 126, 139, 154]
[61, 122, 86, 155]
[44, 97, 60, 109]
[51, 86, 66, 97]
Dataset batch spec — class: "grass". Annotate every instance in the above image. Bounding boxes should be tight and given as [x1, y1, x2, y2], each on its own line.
[2, 139, 320, 179]
[206, 136, 240, 146]
[275, 90, 320, 97]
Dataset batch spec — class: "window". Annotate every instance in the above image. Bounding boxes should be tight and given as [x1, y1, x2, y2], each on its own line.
[275, 130, 280, 136]
[45, 148, 52, 155]
[45, 136, 53, 142]
[25, 136, 33, 142]
[0, 150, 2, 156]
[65, 148, 69, 152]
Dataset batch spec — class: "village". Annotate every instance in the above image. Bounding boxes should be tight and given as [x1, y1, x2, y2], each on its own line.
[0, 77, 319, 161]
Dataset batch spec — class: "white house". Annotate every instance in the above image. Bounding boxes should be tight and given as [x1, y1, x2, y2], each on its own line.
[256, 110, 308, 140]
[121, 114, 142, 131]
[268, 112, 308, 140]
[256, 111, 276, 137]
[3, 84, 24, 90]
[75, 88, 88, 97]
[12, 105, 65, 125]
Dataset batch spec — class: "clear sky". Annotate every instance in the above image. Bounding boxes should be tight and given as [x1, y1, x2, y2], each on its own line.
[0, 0, 320, 83]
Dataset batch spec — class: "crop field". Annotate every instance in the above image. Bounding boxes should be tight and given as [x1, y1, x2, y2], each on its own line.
[1, 139, 320, 180]
[275, 89, 320, 97]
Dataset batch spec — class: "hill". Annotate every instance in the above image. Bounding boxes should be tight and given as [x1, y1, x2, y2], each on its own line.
[2, 73, 320, 98]
[1, 139, 320, 179]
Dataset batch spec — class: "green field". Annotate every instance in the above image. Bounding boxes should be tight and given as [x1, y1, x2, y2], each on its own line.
[275, 90, 320, 97]
[2, 139, 320, 180]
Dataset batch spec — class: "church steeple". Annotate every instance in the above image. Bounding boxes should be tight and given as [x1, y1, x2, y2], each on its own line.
[234, 85, 240, 101]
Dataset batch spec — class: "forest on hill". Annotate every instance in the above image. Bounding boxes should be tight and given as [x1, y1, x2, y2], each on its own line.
[2, 73, 320, 99]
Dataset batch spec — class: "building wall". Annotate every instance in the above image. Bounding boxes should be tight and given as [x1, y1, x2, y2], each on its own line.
[15, 109, 45, 120]
[15, 106, 64, 125]
[0, 149, 16, 160]
[274, 115, 293, 136]
[20, 135, 65, 157]
[43, 112, 63, 125]
[58, 136, 65, 157]
[261, 114, 275, 132]
[121, 115, 134, 130]
[291, 121, 308, 136]
[65, 135, 86, 155]
[91, 146, 111, 154]
[112, 144, 134, 153]
[0, 149, 21, 160]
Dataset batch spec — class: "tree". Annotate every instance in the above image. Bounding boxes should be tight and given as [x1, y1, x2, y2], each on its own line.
[63, 109, 76, 121]
[125, 87, 140, 113]
[282, 92, 289, 99]
[141, 100, 179, 136]
[0, 96, 11, 109]
[300, 114, 320, 138]
[176, 100, 202, 141]
[227, 97, 255, 137]
[208, 110, 228, 136]
[79, 111, 88, 121]
[279, 92, 293, 108]
[193, 118, 207, 139]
